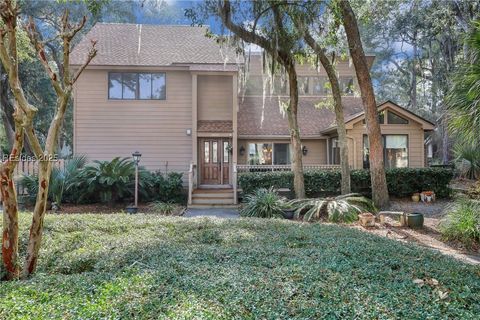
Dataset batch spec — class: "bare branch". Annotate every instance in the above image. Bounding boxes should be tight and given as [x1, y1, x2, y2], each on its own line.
[25, 18, 64, 96]
[72, 39, 97, 84]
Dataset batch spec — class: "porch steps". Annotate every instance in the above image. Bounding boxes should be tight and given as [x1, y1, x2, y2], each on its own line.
[189, 188, 237, 208]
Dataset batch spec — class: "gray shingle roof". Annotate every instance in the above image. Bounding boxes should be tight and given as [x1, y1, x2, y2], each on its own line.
[71, 23, 237, 66]
[238, 96, 364, 137]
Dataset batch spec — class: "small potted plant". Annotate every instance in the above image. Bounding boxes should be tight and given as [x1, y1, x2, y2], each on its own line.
[358, 212, 375, 227]
[411, 192, 420, 202]
[126, 205, 138, 214]
[421, 191, 435, 203]
[282, 204, 296, 220]
[406, 212, 424, 228]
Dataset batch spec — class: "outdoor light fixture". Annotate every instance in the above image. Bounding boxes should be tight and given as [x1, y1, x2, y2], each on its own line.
[132, 151, 142, 164]
[186, 128, 192, 136]
[127, 151, 142, 214]
[239, 145, 245, 156]
[302, 146, 308, 156]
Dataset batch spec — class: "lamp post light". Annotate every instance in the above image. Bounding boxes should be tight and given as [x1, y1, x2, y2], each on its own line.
[127, 151, 142, 214]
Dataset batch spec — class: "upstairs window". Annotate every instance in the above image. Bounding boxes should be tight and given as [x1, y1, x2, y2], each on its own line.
[387, 111, 409, 124]
[245, 76, 263, 95]
[311, 76, 331, 95]
[108, 72, 166, 100]
[363, 110, 385, 124]
[298, 77, 309, 95]
[340, 77, 354, 95]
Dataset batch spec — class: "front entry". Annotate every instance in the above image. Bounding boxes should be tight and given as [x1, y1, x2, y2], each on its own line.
[199, 138, 231, 185]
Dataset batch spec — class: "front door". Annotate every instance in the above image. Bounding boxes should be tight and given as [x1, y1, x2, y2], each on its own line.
[199, 138, 231, 185]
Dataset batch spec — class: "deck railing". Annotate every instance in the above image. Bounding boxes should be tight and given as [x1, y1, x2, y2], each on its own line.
[236, 164, 341, 173]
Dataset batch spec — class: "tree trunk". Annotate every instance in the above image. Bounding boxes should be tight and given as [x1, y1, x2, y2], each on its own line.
[1, 69, 15, 150]
[320, 57, 351, 194]
[285, 61, 305, 198]
[22, 160, 52, 278]
[338, 0, 389, 208]
[410, 34, 418, 109]
[330, 75, 351, 195]
[1, 166, 20, 280]
[1, 122, 24, 280]
[301, 31, 351, 194]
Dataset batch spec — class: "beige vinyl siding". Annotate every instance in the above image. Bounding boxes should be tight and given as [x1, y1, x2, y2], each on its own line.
[237, 139, 327, 165]
[347, 118, 425, 169]
[198, 75, 233, 120]
[74, 69, 192, 180]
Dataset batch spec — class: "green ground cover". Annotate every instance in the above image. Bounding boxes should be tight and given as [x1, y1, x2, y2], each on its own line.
[1, 213, 479, 319]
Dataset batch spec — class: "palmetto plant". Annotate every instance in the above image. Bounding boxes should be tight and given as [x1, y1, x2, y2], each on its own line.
[446, 21, 480, 145]
[289, 193, 376, 223]
[78, 157, 139, 204]
[20, 155, 88, 206]
[240, 188, 286, 218]
[454, 142, 480, 180]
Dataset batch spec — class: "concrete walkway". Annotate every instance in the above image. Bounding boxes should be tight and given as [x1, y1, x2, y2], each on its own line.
[183, 208, 240, 219]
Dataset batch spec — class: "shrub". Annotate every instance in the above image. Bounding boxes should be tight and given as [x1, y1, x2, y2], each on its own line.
[151, 201, 176, 215]
[141, 171, 184, 203]
[454, 142, 480, 180]
[240, 187, 286, 218]
[158, 172, 184, 202]
[289, 193, 376, 223]
[440, 199, 480, 248]
[20, 155, 87, 205]
[76, 157, 153, 204]
[239, 168, 454, 198]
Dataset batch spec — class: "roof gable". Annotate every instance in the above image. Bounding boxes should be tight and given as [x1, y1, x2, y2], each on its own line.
[345, 101, 435, 130]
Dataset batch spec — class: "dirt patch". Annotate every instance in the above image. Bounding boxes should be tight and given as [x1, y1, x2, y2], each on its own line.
[352, 198, 480, 265]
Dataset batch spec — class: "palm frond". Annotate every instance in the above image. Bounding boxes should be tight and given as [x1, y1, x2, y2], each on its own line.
[289, 194, 376, 223]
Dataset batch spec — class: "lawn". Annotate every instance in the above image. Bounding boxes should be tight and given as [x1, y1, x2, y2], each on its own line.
[1, 214, 479, 319]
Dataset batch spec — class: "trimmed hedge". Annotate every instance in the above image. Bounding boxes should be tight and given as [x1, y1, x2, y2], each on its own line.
[238, 167, 454, 198]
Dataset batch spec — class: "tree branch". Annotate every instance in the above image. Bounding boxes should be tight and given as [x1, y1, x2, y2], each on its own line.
[218, 0, 273, 53]
[25, 18, 64, 96]
[72, 40, 97, 84]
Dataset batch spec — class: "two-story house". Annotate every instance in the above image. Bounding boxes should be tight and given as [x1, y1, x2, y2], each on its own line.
[71, 23, 435, 207]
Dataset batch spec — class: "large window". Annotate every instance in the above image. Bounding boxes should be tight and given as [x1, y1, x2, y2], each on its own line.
[273, 143, 290, 164]
[245, 76, 288, 95]
[363, 135, 408, 169]
[247, 143, 290, 165]
[108, 72, 166, 100]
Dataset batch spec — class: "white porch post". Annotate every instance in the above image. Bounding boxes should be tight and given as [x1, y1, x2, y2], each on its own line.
[232, 74, 238, 204]
[189, 73, 198, 205]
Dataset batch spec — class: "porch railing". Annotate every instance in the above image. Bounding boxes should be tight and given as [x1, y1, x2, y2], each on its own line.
[236, 164, 341, 173]
[187, 162, 196, 205]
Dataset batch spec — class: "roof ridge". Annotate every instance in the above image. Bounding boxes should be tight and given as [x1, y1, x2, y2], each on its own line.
[95, 22, 206, 28]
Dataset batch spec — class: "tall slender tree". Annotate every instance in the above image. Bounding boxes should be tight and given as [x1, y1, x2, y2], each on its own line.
[0, 0, 96, 278]
[189, 0, 306, 198]
[337, 0, 389, 207]
[289, 2, 351, 194]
